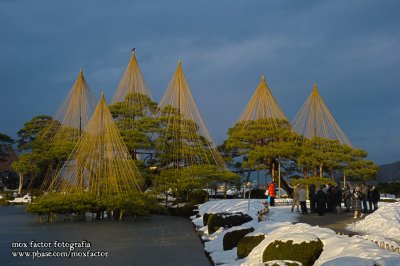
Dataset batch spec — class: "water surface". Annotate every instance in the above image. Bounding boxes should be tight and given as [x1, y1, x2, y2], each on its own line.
[0, 206, 210, 266]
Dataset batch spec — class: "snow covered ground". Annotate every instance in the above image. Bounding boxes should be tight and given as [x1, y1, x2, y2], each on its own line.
[193, 199, 400, 266]
[347, 201, 400, 243]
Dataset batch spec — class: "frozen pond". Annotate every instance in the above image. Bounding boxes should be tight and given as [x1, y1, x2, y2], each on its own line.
[0, 206, 210, 266]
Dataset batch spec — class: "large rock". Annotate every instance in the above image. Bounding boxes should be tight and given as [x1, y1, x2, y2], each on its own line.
[207, 212, 253, 234]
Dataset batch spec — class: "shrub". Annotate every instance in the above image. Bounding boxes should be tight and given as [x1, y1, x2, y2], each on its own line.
[0, 198, 10, 206]
[27, 192, 164, 219]
[188, 190, 208, 205]
[223, 227, 254, 250]
[263, 238, 324, 266]
[378, 182, 400, 197]
[380, 198, 397, 203]
[203, 213, 211, 226]
[179, 204, 196, 218]
[244, 189, 266, 199]
[207, 212, 253, 234]
[237, 235, 265, 258]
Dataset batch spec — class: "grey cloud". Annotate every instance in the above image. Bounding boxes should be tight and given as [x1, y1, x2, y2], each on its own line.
[1, 0, 400, 164]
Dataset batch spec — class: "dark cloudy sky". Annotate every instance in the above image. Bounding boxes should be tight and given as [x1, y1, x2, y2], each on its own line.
[1, 0, 399, 164]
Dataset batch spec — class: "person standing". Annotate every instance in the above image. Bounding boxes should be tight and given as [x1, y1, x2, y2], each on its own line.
[291, 183, 300, 212]
[335, 185, 342, 214]
[367, 185, 373, 212]
[371, 185, 380, 211]
[327, 187, 335, 213]
[309, 184, 316, 213]
[353, 187, 363, 219]
[361, 183, 368, 213]
[268, 182, 276, 206]
[344, 186, 352, 212]
[315, 185, 327, 216]
[299, 185, 308, 214]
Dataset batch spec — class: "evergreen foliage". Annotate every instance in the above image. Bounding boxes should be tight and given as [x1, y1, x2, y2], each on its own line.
[0, 132, 13, 159]
[262, 239, 324, 266]
[188, 189, 208, 205]
[244, 188, 267, 199]
[109, 92, 158, 159]
[203, 213, 211, 226]
[223, 227, 254, 250]
[290, 177, 336, 189]
[237, 235, 265, 258]
[27, 192, 163, 219]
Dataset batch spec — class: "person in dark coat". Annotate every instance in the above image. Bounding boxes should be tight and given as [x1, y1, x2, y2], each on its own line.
[327, 187, 335, 213]
[367, 185, 373, 212]
[344, 186, 352, 212]
[335, 185, 342, 214]
[361, 183, 368, 213]
[315, 185, 327, 216]
[371, 185, 380, 211]
[308, 184, 316, 213]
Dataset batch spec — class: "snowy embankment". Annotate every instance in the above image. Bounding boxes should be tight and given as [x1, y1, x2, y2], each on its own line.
[192, 199, 400, 266]
[7, 194, 32, 203]
[347, 201, 400, 244]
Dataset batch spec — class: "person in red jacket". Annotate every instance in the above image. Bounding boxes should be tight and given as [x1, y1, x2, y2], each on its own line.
[268, 182, 276, 206]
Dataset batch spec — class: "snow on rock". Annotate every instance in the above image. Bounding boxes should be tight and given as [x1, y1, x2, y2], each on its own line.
[192, 216, 203, 228]
[193, 199, 400, 266]
[274, 232, 319, 244]
[209, 248, 238, 265]
[265, 260, 301, 266]
[198, 199, 265, 220]
[8, 194, 32, 203]
[346, 201, 400, 242]
[205, 225, 253, 264]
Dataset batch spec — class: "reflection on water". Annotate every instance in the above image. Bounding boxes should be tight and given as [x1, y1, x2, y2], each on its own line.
[0, 206, 210, 266]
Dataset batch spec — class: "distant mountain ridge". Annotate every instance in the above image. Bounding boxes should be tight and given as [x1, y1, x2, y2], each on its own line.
[377, 161, 400, 182]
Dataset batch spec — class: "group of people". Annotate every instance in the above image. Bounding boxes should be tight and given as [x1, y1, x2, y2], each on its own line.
[290, 183, 380, 219]
[351, 184, 380, 218]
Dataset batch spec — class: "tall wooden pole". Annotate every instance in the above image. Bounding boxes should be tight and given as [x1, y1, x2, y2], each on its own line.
[278, 160, 281, 199]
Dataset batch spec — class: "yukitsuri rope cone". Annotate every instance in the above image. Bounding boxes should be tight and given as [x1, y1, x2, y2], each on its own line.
[238, 75, 288, 125]
[40, 69, 97, 141]
[231, 75, 293, 191]
[48, 92, 144, 197]
[111, 50, 153, 104]
[292, 83, 353, 180]
[35, 69, 97, 189]
[292, 83, 352, 146]
[109, 51, 157, 161]
[29, 93, 151, 221]
[156, 61, 232, 184]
